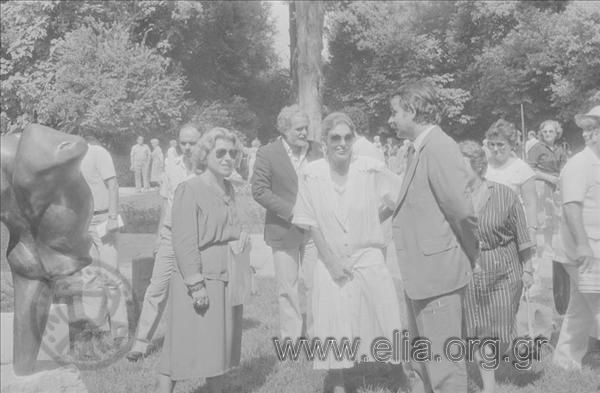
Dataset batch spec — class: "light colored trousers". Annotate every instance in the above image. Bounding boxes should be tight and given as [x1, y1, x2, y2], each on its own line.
[131, 226, 176, 353]
[272, 238, 317, 339]
[133, 161, 150, 191]
[553, 264, 600, 370]
[80, 214, 129, 338]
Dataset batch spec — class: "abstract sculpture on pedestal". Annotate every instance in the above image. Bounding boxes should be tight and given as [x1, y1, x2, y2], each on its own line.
[0, 124, 93, 376]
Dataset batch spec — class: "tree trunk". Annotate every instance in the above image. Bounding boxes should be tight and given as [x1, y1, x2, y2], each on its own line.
[293, 1, 324, 141]
[289, 1, 298, 100]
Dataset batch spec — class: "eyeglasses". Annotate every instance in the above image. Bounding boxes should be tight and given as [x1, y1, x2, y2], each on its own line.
[328, 134, 355, 144]
[215, 148, 239, 159]
[487, 141, 508, 150]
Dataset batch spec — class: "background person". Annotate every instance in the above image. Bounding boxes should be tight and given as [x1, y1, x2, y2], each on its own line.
[553, 106, 600, 370]
[127, 124, 202, 361]
[460, 140, 534, 393]
[388, 82, 479, 393]
[130, 135, 151, 192]
[293, 112, 402, 393]
[484, 120, 539, 288]
[158, 127, 248, 393]
[251, 104, 321, 339]
[165, 139, 179, 166]
[150, 138, 165, 188]
[527, 120, 568, 261]
[525, 130, 539, 155]
[79, 133, 128, 341]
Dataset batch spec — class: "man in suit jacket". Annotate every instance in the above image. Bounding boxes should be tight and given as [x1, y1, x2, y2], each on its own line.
[251, 105, 322, 339]
[388, 82, 479, 393]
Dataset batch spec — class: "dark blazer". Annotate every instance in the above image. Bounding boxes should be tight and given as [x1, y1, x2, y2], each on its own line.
[251, 138, 322, 249]
[392, 126, 479, 300]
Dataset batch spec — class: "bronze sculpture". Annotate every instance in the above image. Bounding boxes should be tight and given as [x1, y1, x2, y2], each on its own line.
[1, 124, 93, 375]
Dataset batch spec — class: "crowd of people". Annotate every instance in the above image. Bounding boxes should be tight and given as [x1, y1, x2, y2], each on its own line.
[74, 80, 598, 393]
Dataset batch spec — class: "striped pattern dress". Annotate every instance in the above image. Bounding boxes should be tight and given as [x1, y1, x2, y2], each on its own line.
[465, 181, 535, 342]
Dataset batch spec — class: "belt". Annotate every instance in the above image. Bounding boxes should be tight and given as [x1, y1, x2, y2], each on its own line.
[93, 209, 109, 215]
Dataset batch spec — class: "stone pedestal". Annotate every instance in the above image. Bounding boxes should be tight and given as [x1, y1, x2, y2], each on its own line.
[0, 364, 88, 393]
[0, 304, 70, 365]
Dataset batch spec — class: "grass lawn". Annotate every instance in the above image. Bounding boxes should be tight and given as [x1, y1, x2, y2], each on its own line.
[78, 275, 600, 393]
[2, 187, 599, 392]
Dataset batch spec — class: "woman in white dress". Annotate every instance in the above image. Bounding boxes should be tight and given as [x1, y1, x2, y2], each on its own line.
[292, 112, 402, 393]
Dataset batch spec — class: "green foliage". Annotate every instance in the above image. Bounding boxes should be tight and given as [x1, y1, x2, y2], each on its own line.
[325, 1, 600, 141]
[1, 1, 284, 144]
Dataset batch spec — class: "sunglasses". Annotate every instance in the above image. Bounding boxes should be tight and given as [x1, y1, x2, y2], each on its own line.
[328, 134, 355, 143]
[215, 148, 239, 159]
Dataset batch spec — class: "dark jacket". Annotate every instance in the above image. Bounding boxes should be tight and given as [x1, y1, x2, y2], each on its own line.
[251, 138, 322, 249]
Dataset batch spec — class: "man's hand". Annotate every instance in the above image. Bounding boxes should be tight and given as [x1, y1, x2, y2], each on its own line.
[575, 243, 596, 274]
[106, 217, 119, 232]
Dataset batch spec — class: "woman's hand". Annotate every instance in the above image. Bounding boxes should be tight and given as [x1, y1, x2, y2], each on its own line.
[522, 270, 534, 289]
[326, 259, 353, 285]
[190, 284, 210, 315]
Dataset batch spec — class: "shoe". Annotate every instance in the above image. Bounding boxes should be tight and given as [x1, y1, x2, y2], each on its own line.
[126, 350, 145, 362]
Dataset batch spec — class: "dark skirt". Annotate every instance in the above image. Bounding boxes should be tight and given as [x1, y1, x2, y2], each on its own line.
[465, 242, 523, 343]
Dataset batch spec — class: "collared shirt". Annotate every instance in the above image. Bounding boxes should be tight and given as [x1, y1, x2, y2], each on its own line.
[527, 141, 567, 176]
[160, 156, 196, 227]
[412, 125, 436, 152]
[80, 143, 116, 212]
[281, 137, 308, 174]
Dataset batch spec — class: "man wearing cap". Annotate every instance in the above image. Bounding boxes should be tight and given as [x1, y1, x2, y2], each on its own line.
[553, 105, 600, 370]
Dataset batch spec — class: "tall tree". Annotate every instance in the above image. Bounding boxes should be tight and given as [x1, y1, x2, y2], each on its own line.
[291, 1, 324, 141]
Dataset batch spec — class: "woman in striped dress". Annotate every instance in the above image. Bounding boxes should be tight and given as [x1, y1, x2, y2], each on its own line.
[459, 140, 535, 393]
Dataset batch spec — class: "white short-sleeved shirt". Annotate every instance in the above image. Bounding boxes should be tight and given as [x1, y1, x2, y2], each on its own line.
[80, 144, 116, 212]
[486, 156, 535, 193]
[558, 147, 600, 292]
[292, 156, 401, 268]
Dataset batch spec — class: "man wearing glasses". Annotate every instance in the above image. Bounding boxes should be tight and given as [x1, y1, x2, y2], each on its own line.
[127, 123, 202, 361]
[251, 105, 322, 340]
[553, 105, 600, 370]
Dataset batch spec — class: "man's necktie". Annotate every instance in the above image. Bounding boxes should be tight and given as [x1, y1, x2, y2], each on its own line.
[406, 144, 416, 169]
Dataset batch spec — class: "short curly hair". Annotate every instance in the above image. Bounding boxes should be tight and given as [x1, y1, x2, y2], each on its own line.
[192, 127, 242, 171]
[485, 119, 519, 148]
[538, 119, 563, 140]
[459, 140, 488, 178]
[391, 81, 443, 125]
[276, 104, 308, 134]
[321, 112, 356, 141]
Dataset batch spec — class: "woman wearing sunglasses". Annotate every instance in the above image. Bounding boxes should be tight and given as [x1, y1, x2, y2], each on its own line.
[292, 112, 402, 393]
[157, 127, 248, 393]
